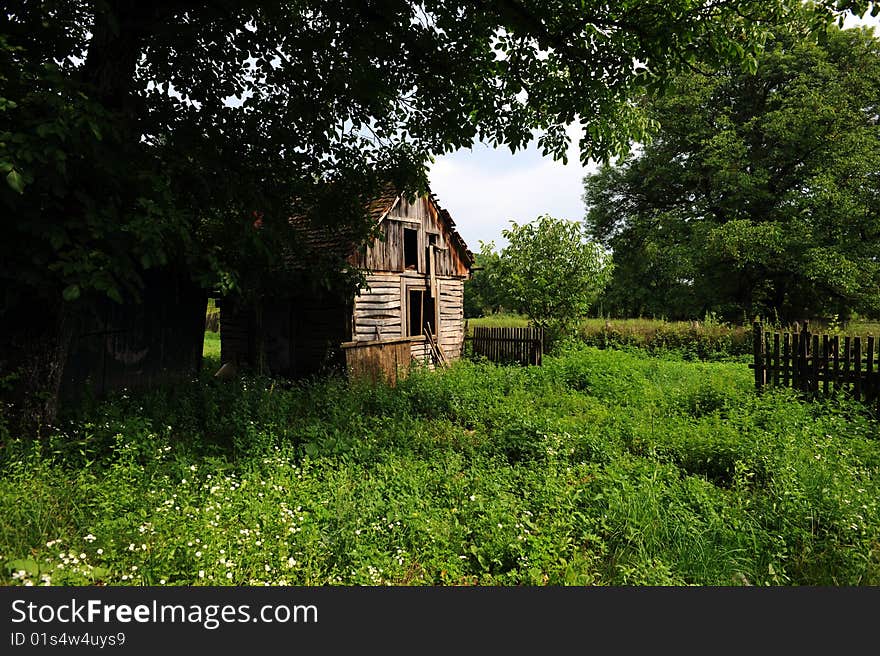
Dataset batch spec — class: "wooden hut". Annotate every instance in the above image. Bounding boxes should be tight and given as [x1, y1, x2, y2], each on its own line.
[219, 189, 473, 382]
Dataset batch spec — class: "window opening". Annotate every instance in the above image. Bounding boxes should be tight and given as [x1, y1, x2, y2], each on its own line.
[404, 228, 418, 270]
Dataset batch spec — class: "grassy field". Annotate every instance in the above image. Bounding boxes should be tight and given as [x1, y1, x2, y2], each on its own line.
[2, 340, 879, 586]
[468, 313, 880, 335]
[467, 314, 880, 361]
[203, 330, 220, 359]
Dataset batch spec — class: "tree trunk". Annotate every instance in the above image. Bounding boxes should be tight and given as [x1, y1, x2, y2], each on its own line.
[81, 1, 161, 112]
[0, 299, 76, 438]
[0, 3, 155, 437]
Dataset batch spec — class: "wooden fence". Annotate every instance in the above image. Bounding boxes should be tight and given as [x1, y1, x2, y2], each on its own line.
[467, 326, 544, 366]
[751, 322, 880, 406]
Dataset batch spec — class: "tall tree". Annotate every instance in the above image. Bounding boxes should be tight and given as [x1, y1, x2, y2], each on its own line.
[585, 23, 880, 322]
[0, 1, 872, 429]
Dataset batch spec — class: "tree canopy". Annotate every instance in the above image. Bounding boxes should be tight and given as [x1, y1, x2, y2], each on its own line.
[584, 23, 880, 323]
[2, 1, 872, 308]
[463, 246, 511, 319]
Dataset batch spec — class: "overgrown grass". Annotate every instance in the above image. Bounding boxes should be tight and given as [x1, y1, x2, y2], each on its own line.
[203, 331, 221, 360]
[578, 317, 752, 361]
[467, 314, 751, 360]
[2, 344, 879, 586]
[466, 313, 530, 330]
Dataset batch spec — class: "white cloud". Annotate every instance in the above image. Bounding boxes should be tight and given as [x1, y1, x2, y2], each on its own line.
[429, 124, 598, 251]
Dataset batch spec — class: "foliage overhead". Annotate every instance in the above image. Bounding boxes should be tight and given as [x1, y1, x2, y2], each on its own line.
[1, 0, 875, 309]
[584, 23, 880, 322]
[493, 215, 613, 335]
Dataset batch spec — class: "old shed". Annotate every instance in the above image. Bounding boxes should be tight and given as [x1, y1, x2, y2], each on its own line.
[219, 189, 473, 381]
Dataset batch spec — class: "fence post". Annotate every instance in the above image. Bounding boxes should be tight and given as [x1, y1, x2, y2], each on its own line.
[799, 323, 809, 393]
[753, 322, 765, 390]
[854, 336, 862, 402]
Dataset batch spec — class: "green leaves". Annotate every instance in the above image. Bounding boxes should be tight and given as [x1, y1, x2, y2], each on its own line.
[584, 25, 880, 321]
[1, 0, 868, 323]
[62, 285, 81, 302]
[494, 215, 613, 337]
[5, 168, 24, 193]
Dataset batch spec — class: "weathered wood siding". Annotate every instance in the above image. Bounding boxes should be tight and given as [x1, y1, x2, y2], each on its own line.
[220, 191, 470, 381]
[60, 269, 206, 404]
[410, 339, 434, 368]
[290, 298, 350, 375]
[353, 273, 465, 362]
[219, 297, 253, 366]
[341, 337, 414, 385]
[352, 195, 470, 278]
[352, 273, 403, 342]
[350, 193, 469, 364]
[438, 279, 465, 359]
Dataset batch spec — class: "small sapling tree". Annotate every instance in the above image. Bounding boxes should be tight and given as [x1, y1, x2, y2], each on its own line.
[495, 215, 613, 339]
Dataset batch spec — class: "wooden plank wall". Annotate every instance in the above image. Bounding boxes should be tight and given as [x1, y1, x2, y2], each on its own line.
[359, 219, 407, 272]
[352, 195, 470, 278]
[218, 297, 253, 366]
[353, 273, 403, 342]
[60, 270, 207, 403]
[342, 338, 412, 385]
[353, 274, 466, 362]
[438, 279, 465, 360]
[410, 340, 434, 369]
[220, 295, 348, 377]
[291, 299, 349, 376]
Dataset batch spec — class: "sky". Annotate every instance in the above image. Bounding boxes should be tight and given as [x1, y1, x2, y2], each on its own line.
[428, 124, 595, 252]
[428, 11, 880, 254]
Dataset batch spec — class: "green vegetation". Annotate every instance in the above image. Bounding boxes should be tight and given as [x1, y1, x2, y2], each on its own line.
[467, 314, 530, 331]
[203, 331, 221, 360]
[468, 314, 880, 361]
[463, 249, 508, 319]
[584, 24, 880, 323]
[578, 317, 752, 361]
[4, 4, 880, 591]
[3, 343, 879, 586]
[489, 216, 613, 338]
